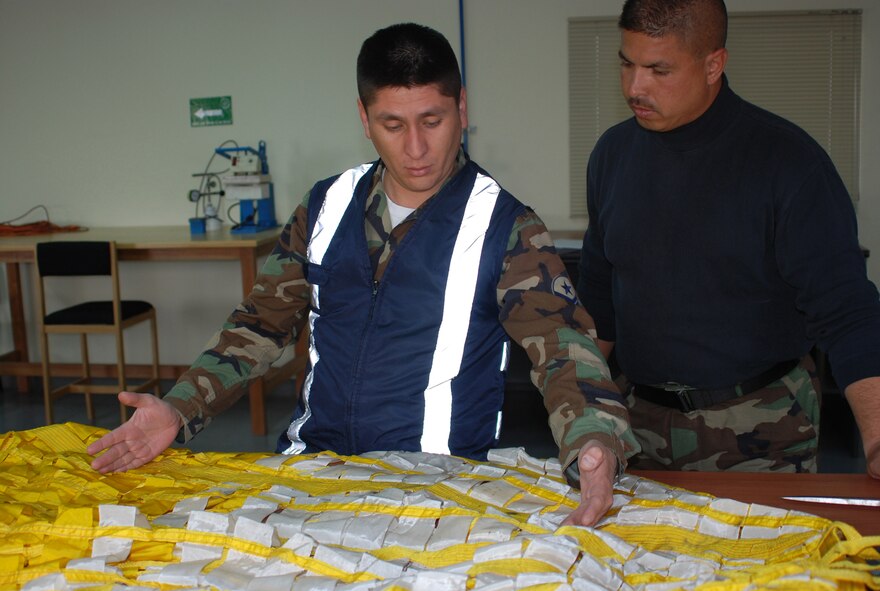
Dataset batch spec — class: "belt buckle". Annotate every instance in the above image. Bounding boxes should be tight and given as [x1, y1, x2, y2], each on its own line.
[661, 382, 696, 412]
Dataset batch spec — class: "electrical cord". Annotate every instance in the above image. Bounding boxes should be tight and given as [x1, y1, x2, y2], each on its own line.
[226, 202, 240, 227]
[0, 204, 51, 225]
[192, 140, 238, 221]
[0, 205, 83, 236]
[226, 202, 255, 230]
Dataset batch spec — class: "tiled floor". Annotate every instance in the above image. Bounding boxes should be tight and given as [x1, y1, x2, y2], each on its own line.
[1, 373, 866, 474]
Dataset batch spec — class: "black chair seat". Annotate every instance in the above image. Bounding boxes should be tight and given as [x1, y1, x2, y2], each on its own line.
[44, 300, 154, 325]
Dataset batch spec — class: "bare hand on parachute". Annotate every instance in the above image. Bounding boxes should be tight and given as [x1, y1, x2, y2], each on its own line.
[87, 392, 181, 473]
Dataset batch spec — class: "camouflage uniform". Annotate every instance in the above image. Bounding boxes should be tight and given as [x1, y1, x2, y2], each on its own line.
[164, 152, 639, 473]
[623, 356, 821, 472]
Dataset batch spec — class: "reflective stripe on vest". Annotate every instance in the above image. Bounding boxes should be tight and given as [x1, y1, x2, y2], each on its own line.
[283, 164, 372, 454]
[422, 173, 500, 453]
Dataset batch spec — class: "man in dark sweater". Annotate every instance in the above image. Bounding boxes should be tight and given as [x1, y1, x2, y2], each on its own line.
[568, 0, 880, 524]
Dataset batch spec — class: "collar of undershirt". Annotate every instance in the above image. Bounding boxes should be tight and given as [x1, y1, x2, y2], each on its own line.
[370, 148, 468, 211]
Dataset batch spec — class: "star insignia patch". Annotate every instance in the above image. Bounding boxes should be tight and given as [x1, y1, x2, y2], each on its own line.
[551, 275, 578, 304]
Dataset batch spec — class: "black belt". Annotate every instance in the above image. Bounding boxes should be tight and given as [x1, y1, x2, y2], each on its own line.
[631, 359, 800, 412]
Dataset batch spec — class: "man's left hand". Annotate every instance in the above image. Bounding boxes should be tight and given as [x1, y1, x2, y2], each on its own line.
[562, 440, 618, 527]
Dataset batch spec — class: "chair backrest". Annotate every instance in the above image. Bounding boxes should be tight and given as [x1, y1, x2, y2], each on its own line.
[36, 241, 114, 277]
[35, 241, 123, 324]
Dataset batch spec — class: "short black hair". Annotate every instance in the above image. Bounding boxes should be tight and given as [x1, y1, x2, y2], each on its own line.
[357, 23, 462, 107]
[619, 0, 727, 56]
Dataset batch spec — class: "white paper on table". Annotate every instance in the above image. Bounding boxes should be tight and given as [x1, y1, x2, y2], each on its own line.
[246, 573, 297, 591]
[340, 513, 395, 549]
[302, 516, 350, 545]
[523, 537, 580, 571]
[473, 539, 523, 563]
[312, 544, 362, 573]
[384, 516, 435, 550]
[467, 517, 517, 543]
[187, 510, 230, 533]
[355, 553, 405, 579]
[425, 515, 473, 551]
[173, 497, 210, 513]
[149, 559, 213, 586]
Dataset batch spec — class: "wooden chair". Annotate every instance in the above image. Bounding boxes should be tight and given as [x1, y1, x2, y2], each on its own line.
[34, 241, 160, 425]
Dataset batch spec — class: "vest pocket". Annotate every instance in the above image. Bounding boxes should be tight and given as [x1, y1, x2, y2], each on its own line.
[304, 262, 330, 285]
[304, 262, 333, 315]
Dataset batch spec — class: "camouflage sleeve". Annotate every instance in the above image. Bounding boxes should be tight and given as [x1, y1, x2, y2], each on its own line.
[164, 192, 312, 441]
[497, 209, 638, 476]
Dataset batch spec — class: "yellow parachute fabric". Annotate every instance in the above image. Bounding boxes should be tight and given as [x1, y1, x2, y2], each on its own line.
[0, 423, 877, 590]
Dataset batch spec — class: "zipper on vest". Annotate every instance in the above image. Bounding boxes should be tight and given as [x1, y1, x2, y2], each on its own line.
[363, 279, 380, 325]
[346, 278, 381, 451]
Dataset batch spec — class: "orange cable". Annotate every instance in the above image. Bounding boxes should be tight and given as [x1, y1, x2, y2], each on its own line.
[0, 221, 84, 237]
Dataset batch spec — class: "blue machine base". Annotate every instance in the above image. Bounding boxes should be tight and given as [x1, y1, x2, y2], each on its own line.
[231, 192, 279, 234]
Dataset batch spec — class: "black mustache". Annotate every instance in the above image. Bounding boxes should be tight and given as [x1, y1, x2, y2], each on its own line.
[628, 98, 653, 109]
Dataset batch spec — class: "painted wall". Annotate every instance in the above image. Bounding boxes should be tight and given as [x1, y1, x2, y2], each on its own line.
[1, 0, 877, 367]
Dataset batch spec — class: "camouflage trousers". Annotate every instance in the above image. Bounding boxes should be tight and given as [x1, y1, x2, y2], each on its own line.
[622, 356, 821, 473]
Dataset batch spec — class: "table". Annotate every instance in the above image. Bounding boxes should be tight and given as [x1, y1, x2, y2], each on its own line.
[634, 469, 880, 535]
[0, 225, 299, 435]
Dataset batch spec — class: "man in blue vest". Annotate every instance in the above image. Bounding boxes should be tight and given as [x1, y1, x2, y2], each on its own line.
[87, 22, 636, 527]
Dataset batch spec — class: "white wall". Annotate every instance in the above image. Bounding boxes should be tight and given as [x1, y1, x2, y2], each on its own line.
[2, 0, 877, 366]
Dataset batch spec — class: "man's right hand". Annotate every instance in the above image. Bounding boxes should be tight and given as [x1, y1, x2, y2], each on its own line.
[87, 391, 182, 474]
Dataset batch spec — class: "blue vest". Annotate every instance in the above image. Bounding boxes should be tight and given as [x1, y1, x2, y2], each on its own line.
[277, 159, 527, 460]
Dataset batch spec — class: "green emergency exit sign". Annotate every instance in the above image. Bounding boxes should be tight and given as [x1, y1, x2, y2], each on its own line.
[190, 96, 233, 127]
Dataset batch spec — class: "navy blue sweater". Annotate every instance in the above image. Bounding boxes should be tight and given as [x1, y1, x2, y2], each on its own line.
[578, 77, 880, 390]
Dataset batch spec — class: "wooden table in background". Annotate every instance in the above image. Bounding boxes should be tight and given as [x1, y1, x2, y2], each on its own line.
[633, 470, 880, 535]
[0, 226, 299, 435]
